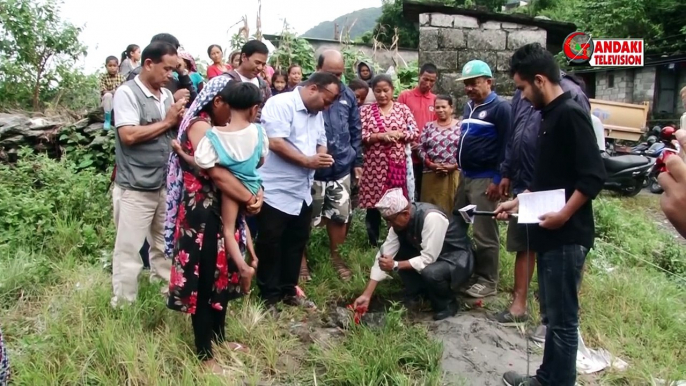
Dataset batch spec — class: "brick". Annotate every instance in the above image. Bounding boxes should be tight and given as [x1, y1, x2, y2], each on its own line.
[501, 22, 522, 29]
[439, 29, 466, 49]
[453, 15, 479, 28]
[435, 72, 461, 95]
[467, 29, 507, 51]
[496, 51, 515, 72]
[419, 13, 431, 26]
[430, 13, 453, 28]
[481, 21, 501, 30]
[419, 28, 440, 51]
[458, 50, 497, 74]
[507, 29, 546, 50]
[419, 51, 459, 71]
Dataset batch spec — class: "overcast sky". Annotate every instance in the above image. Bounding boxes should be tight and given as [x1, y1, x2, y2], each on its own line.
[61, 0, 382, 73]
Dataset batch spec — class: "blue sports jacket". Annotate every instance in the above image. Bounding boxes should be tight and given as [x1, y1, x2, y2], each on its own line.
[457, 91, 512, 185]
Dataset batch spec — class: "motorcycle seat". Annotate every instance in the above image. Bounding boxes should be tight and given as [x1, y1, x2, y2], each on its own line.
[603, 155, 651, 173]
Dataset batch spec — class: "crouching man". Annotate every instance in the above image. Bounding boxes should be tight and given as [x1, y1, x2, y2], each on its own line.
[353, 188, 474, 320]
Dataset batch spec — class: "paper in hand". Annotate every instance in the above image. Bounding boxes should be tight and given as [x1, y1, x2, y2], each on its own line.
[517, 189, 566, 224]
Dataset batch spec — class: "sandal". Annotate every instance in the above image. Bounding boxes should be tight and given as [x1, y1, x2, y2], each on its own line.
[224, 342, 250, 353]
[332, 257, 352, 282]
[299, 254, 312, 282]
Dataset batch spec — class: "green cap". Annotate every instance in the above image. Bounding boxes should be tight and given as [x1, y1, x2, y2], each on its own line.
[457, 60, 493, 81]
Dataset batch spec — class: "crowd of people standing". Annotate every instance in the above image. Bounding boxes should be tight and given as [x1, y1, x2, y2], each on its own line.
[4, 30, 686, 386]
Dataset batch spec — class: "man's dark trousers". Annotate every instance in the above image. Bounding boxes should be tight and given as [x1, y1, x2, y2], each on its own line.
[255, 201, 312, 305]
[535, 244, 587, 386]
[394, 243, 453, 312]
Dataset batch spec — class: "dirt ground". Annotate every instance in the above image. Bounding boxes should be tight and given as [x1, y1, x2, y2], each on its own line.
[424, 309, 542, 386]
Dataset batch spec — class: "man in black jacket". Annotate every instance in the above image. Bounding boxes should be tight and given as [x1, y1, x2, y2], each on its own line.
[126, 33, 197, 105]
[493, 72, 589, 335]
[496, 43, 606, 386]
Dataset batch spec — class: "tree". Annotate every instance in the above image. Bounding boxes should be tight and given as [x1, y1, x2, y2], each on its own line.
[539, 0, 686, 57]
[0, 0, 87, 110]
[366, 0, 422, 48]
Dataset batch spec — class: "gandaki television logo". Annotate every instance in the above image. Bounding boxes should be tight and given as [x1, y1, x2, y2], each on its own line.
[563, 32, 644, 67]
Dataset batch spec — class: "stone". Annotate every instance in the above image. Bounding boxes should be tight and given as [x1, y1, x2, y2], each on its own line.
[439, 29, 466, 50]
[481, 21, 501, 30]
[453, 15, 479, 28]
[419, 28, 440, 51]
[458, 50, 497, 73]
[493, 73, 516, 96]
[507, 29, 547, 50]
[430, 13, 454, 28]
[501, 22, 522, 29]
[496, 51, 515, 72]
[467, 29, 507, 51]
[420, 13, 431, 26]
[435, 73, 462, 96]
[419, 51, 459, 71]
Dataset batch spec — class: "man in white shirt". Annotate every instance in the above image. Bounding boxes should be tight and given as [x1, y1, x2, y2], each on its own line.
[111, 41, 186, 308]
[255, 72, 341, 311]
[352, 188, 475, 320]
[591, 114, 606, 152]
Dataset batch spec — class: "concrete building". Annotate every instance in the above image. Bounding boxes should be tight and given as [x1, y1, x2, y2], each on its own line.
[402, 1, 576, 107]
[575, 54, 686, 123]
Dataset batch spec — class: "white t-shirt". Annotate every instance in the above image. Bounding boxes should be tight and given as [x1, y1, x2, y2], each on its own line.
[237, 72, 260, 87]
[591, 114, 606, 152]
[194, 123, 269, 169]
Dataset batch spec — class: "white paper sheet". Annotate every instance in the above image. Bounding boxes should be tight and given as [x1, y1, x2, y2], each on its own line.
[517, 189, 566, 224]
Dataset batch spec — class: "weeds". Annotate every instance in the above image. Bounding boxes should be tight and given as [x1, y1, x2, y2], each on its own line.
[1, 153, 685, 385]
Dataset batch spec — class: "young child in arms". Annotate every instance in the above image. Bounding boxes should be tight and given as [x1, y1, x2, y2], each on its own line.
[177, 81, 268, 291]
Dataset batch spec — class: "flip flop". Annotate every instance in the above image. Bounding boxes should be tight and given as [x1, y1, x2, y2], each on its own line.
[225, 342, 249, 353]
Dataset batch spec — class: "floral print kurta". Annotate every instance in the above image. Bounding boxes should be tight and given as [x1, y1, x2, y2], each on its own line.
[358, 102, 419, 208]
[167, 116, 246, 314]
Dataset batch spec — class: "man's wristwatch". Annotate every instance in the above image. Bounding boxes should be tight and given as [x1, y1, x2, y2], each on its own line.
[392, 261, 399, 272]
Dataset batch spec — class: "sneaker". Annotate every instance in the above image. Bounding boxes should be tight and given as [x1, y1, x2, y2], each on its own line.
[464, 283, 496, 298]
[529, 324, 546, 343]
[491, 310, 528, 327]
[502, 371, 541, 386]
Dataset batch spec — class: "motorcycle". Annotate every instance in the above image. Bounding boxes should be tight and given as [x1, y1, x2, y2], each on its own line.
[646, 126, 679, 194]
[648, 145, 680, 194]
[602, 153, 655, 197]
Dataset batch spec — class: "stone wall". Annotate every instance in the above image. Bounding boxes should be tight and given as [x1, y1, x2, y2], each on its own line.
[595, 70, 635, 103]
[633, 67, 656, 108]
[417, 12, 547, 106]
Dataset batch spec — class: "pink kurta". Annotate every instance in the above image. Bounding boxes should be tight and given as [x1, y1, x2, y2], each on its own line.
[358, 102, 419, 209]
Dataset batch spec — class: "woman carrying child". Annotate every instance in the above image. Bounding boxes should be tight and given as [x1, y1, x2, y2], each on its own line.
[164, 76, 264, 375]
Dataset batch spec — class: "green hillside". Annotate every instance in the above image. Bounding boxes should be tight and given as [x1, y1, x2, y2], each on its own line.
[301, 7, 382, 40]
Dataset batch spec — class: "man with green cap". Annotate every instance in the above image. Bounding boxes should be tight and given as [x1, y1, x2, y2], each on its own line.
[453, 59, 512, 298]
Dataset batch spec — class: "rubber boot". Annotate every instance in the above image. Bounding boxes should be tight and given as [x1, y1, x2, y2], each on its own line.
[104, 111, 112, 130]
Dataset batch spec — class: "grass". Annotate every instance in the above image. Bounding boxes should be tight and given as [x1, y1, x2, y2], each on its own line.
[1, 153, 685, 385]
